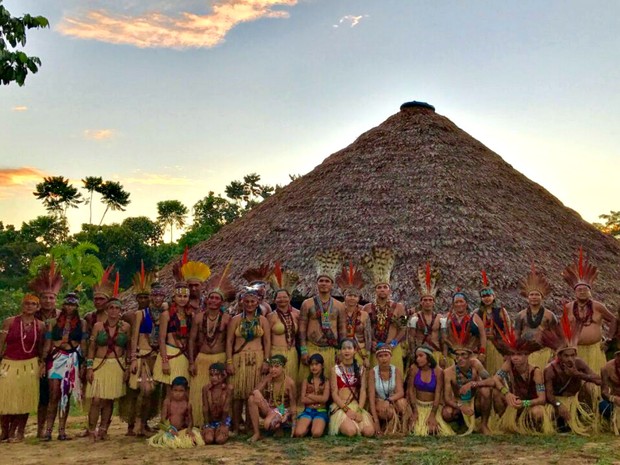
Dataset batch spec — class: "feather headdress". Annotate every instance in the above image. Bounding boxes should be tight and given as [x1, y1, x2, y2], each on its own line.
[172, 247, 189, 284]
[335, 262, 365, 295]
[562, 247, 598, 290]
[268, 261, 299, 295]
[479, 269, 495, 297]
[29, 259, 63, 296]
[181, 261, 211, 284]
[445, 317, 477, 353]
[363, 247, 395, 287]
[206, 261, 236, 302]
[539, 306, 582, 354]
[315, 250, 342, 282]
[241, 263, 271, 285]
[132, 260, 154, 296]
[93, 265, 115, 298]
[416, 262, 439, 298]
[493, 323, 541, 356]
[106, 272, 123, 307]
[520, 263, 551, 297]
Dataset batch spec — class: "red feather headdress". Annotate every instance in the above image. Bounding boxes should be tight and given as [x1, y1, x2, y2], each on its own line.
[335, 261, 365, 295]
[562, 247, 598, 290]
[539, 306, 582, 354]
[416, 262, 439, 298]
[29, 258, 64, 296]
[93, 265, 115, 298]
[520, 263, 550, 297]
[267, 261, 299, 295]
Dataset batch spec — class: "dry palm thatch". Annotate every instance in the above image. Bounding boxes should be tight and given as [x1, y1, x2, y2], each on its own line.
[122, 102, 620, 313]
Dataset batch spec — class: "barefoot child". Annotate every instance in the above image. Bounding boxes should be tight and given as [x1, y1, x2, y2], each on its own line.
[294, 353, 330, 438]
[201, 363, 233, 445]
[247, 354, 297, 442]
[148, 376, 204, 448]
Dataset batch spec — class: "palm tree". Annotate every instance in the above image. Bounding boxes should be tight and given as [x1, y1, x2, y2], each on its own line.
[33, 176, 83, 217]
[98, 181, 131, 225]
[81, 176, 103, 224]
[157, 200, 188, 243]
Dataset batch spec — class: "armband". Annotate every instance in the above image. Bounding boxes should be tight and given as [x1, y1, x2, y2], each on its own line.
[522, 399, 531, 408]
[300, 346, 308, 356]
[226, 358, 233, 365]
[225, 416, 232, 427]
[167, 424, 178, 434]
[496, 369, 508, 380]
[86, 359, 94, 368]
[500, 386, 509, 396]
[535, 383, 545, 393]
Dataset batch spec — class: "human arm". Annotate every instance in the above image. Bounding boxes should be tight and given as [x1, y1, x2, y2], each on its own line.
[130, 311, 143, 374]
[390, 368, 405, 402]
[598, 302, 617, 341]
[530, 367, 546, 407]
[86, 322, 98, 383]
[260, 315, 271, 374]
[0, 317, 12, 359]
[299, 300, 309, 363]
[367, 367, 379, 428]
[393, 303, 407, 344]
[575, 358, 601, 386]
[159, 311, 171, 375]
[188, 313, 200, 377]
[225, 317, 236, 375]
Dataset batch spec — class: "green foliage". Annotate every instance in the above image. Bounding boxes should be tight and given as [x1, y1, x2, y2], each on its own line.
[122, 216, 163, 247]
[33, 176, 83, 218]
[81, 176, 103, 224]
[157, 200, 189, 243]
[225, 173, 274, 211]
[0, 288, 24, 323]
[20, 215, 69, 246]
[593, 210, 620, 238]
[0, 0, 49, 86]
[0, 221, 46, 290]
[98, 180, 131, 225]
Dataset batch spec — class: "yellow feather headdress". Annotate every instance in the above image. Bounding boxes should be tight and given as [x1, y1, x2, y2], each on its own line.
[315, 250, 343, 282]
[363, 247, 395, 287]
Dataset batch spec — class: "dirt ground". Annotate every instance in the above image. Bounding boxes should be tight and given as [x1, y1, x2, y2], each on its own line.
[2, 417, 620, 465]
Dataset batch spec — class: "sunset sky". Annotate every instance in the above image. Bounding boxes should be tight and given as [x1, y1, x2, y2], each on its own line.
[2, 0, 619, 234]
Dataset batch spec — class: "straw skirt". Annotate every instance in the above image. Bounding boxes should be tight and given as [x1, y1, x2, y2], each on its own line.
[231, 349, 264, 400]
[528, 347, 555, 370]
[85, 357, 126, 400]
[328, 400, 373, 436]
[153, 345, 189, 385]
[546, 394, 594, 436]
[148, 427, 205, 448]
[189, 352, 226, 426]
[412, 400, 455, 436]
[0, 357, 40, 414]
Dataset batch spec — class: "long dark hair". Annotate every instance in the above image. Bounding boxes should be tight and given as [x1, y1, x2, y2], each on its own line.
[340, 338, 361, 386]
[306, 353, 326, 385]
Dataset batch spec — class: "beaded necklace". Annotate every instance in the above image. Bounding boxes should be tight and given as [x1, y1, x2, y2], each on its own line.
[419, 311, 436, 336]
[20, 316, 38, 354]
[345, 307, 362, 338]
[276, 307, 295, 349]
[572, 300, 594, 327]
[455, 365, 473, 402]
[313, 297, 338, 347]
[526, 307, 545, 329]
[202, 310, 223, 347]
[268, 377, 287, 414]
[372, 301, 394, 343]
[378, 365, 394, 400]
[240, 311, 261, 341]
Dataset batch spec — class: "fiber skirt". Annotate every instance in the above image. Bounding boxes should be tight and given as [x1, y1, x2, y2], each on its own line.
[129, 348, 156, 390]
[153, 345, 189, 385]
[328, 401, 373, 436]
[528, 347, 555, 370]
[86, 357, 126, 400]
[412, 400, 455, 436]
[190, 352, 226, 426]
[484, 341, 505, 377]
[147, 427, 205, 448]
[232, 349, 264, 400]
[496, 405, 554, 435]
[0, 357, 40, 414]
[546, 394, 594, 436]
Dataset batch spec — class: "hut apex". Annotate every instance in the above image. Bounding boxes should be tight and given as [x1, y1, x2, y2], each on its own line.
[123, 104, 620, 312]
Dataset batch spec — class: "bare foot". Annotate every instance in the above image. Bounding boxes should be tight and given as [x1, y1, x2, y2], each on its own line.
[90, 431, 98, 443]
[247, 433, 261, 443]
[480, 424, 492, 435]
[125, 429, 136, 437]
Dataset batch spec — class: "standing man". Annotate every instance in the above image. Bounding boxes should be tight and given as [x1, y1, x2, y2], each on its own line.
[514, 264, 558, 370]
[299, 251, 344, 378]
[362, 248, 407, 375]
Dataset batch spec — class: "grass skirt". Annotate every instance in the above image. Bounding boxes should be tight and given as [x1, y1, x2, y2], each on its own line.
[377, 400, 413, 436]
[328, 400, 373, 436]
[546, 394, 594, 435]
[496, 405, 554, 435]
[85, 358, 126, 400]
[577, 343, 605, 403]
[271, 345, 299, 385]
[371, 345, 404, 376]
[190, 352, 226, 426]
[153, 345, 189, 385]
[412, 400, 455, 436]
[0, 357, 40, 414]
[433, 350, 453, 368]
[129, 349, 156, 390]
[299, 343, 336, 384]
[485, 342, 504, 377]
[147, 426, 205, 448]
[528, 347, 555, 370]
[612, 407, 620, 435]
[232, 349, 264, 400]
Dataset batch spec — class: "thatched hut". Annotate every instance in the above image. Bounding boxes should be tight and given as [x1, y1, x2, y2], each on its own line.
[127, 102, 620, 313]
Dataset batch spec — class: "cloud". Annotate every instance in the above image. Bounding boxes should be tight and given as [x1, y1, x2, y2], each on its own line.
[57, 0, 298, 49]
[12, 106, 28, 112]
[123, 172, 193, 186]
[83, 129, 116, 140]
[333, 14, 368, 28]
[0, 167, 47, 199]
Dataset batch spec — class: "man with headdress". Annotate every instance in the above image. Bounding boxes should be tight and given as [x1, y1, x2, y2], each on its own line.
[188, 264, 234, 427]
[442, 325, 493, 434]
[28, 260, 63, 438]
[514, 264, 558, 370]
[336, 262, 371, 367]
[408, 263, 446, 368]
[562, 248, 616, 378]
[600, 349, 620, 434]
[299, 251, 345, 377]
[479, 327, 553, 434]
[362, 247, 407, 375]
[446, 290, 486, 365]
[473, 270, 512, 377]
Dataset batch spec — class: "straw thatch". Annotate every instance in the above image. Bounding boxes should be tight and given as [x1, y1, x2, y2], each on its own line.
[123, 102, 620, 313]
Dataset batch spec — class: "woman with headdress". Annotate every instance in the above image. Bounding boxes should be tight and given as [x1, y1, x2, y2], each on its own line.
[368, 343, 412, 435]
[473, 270, 512, 377]
[294, 353, 330, 438]
[0, 294, 46, 442]
[85, 284, 131, 441]
[226, 287, 271, 434]
[41, 292, 88, 440]
[329, 338, 374, 437]
[406, 345, 455, 436]
[336, 263, 371, 368]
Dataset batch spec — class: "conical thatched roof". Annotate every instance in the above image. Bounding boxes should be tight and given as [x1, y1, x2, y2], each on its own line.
[126, 102, 620, 312]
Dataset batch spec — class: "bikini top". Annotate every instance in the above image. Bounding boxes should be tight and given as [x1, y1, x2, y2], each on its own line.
[374, 365, 397, 399]
[272, 322, 285, 336]
[335, 364, 361, 390]
[139, 308, 154, 334]
[414, 368, 437, 393]
[95, 326, 129, 349]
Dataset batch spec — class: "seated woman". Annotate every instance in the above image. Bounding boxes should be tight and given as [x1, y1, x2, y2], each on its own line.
[247, 355, 297, 442]
[201, 363, 233, 445]
[329, 339, 374, 437]
[368, 344, 411, 435]
[407, 346, 455, 436]
[294, 353, 330, 438]
[148, 376, 204, 448]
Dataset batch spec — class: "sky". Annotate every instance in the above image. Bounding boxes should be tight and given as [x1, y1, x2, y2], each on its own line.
[2, 0, 619, 235]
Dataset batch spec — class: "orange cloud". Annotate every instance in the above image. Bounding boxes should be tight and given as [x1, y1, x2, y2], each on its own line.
[83, 129, 115, 140]
[57, 0, 298, 49]
[0, 167, 46, 200]
[12, 106, 28, 112]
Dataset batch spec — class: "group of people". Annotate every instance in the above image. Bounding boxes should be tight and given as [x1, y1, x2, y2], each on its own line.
[1, 246, 619, 448]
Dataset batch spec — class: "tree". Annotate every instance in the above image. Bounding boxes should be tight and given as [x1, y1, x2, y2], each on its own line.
[81, 176, 103, 224]
[20, 215, 68, 246]
[157, 200, 188, 243]
[192, 191, 241, 229]
[224, 173, 274, 211]
[593, 210, 620, 238]
[122, 216, 163, 247]
[98, 180, 131, 225]
[0, 0, 49, 86]
[33, 176, 83, 217]
[0, 221, 45, 290]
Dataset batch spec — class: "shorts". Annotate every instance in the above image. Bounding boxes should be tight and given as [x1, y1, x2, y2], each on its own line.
[298, 407, 329, 423]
